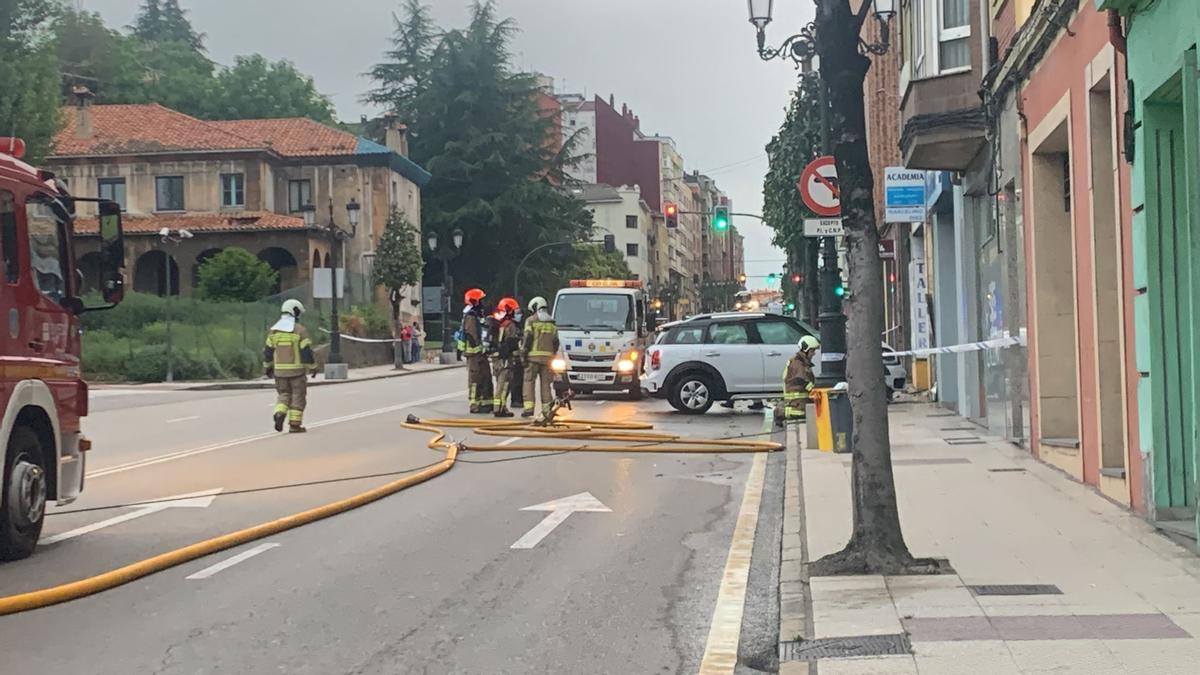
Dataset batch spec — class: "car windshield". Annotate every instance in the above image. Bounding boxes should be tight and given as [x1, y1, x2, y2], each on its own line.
[553, 293, 633, 331]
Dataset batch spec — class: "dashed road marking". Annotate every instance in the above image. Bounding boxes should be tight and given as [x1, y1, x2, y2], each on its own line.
[166, 415, 200, 423]
[186, 543, 280, 580]
[498, 437, 520, 447]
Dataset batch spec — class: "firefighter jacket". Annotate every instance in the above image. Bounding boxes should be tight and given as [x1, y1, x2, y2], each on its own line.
[783, 350, 816, 402]
[264, 324, 316, 376]
[521, 310, 559, 361]
[462, 305, 484, 356]
[495, 318, 521, 362]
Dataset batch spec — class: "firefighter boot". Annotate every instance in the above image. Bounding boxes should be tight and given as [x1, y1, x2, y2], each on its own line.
[289, 424, 307, 433]
[273, 411, 286, 432]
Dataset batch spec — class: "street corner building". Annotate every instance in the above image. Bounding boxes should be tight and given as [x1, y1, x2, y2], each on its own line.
[886, 0, 1200, 538]
[47, 92, 430, 326]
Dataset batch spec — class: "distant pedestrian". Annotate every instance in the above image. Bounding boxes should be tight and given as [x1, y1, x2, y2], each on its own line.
[400, 323, 413, 364]
[411, 322, 424, 363]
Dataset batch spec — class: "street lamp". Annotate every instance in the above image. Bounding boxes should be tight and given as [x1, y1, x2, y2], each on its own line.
[427, 227, 464, 363]
[158, 227, 193, 382]
[306, 198, 360, 373]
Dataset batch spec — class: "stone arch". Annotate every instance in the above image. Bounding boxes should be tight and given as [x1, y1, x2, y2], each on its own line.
[77, 252, 103, 294]
[257, 246, 299, 295]
[323, 252, 332, 268]
[133, 250, 180, 296]
[311, 250, 321, 269]
[192, 247, 224, 288]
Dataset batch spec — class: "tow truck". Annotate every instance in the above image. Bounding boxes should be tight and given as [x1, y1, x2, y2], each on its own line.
[0, 137, 125, 560]
[551, 280, 651, 399]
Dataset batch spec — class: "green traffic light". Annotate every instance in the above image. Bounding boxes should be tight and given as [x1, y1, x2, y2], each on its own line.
[834, 285, 846, 297]
[714, 217, 729, 231]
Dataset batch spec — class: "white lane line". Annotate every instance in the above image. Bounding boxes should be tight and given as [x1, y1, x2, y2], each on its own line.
[186, 543, 280, 580]
[89, 390, 465, 479]
[594, 400, 608, 406]
[498, 437, 519, 447]
[698, 451, 768, 675]
[166, 415, 200, 424]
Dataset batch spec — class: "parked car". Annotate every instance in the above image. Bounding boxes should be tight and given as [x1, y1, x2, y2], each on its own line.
[642, 312, 905, 413]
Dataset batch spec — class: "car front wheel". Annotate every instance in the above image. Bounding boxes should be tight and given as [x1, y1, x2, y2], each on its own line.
[669, 372, 715, 414]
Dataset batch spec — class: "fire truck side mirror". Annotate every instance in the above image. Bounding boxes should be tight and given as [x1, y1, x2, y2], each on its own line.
[95, 200, 125, 306]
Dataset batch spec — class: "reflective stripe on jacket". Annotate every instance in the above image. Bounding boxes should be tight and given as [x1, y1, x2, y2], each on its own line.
[264, 326, 315, 376]
[463, 309, 484, 355]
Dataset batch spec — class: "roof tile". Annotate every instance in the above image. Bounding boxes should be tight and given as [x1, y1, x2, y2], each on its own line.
[53, 104, 262, 156]
[210, 118, 359, 157]
[74, 211, 308, 235]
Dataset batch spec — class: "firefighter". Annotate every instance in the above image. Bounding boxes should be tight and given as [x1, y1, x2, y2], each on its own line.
[781, 335, 820, 425]
[462, 288, 493, 413]
[490, 297, 522, 418]
[521, 296, 559, 418]
[509, 304, 526, 410]
[263, 299, 318, 433]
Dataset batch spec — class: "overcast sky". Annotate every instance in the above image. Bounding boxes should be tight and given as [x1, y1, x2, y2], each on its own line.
[82, 0, 815, 284]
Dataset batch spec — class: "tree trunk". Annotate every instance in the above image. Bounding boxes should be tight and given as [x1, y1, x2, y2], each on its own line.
[807, 0, 932, 576]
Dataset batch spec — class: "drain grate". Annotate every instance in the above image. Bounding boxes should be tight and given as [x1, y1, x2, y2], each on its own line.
[945, 437, 986, 445]
[988, 467, 1027, 473]
[779, 634, 912, 661]
[968, 584, 1062, 596]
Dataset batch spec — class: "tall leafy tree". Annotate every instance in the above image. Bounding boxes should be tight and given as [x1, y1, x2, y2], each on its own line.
[0, 0, 61, 162]
[128, 0, 215, 117]
[208, 55, 335, 122]
[763, 77, 824, 324]
[54, 10, 147, 103]
[372, 206, 424, 333]
[130, 0, 205, 53]
[362, 0, 436, 121]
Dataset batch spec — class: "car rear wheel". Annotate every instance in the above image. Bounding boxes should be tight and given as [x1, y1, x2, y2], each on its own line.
[669, 372, 715, 414]
[0, 427, 46, 561]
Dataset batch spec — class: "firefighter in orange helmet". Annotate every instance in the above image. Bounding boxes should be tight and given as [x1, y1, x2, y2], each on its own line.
[490, 297, 522, 417]
[462, 288, 493, 413]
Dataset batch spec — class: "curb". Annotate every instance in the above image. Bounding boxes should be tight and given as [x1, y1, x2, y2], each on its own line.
[183, 362, 466, 391]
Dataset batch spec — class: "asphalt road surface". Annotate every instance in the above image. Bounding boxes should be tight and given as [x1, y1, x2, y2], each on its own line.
[0, 369, 785, 674]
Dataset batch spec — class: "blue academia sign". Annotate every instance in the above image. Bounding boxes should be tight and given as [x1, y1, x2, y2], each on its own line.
[884, 167, 928, 223]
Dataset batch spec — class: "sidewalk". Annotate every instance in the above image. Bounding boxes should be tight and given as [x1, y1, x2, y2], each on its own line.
[93, 360, 464, 392]
[779, 403, 1200, 674]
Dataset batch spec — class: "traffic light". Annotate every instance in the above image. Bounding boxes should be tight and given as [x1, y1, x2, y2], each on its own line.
[786, 302, 796, 312]
[791, 273, 802, 284]
[712, 205, 730, 232]
[664, 202, 678, 228]
[834, 283, 847, 298]
[767, 273, 777, 283]
[738, 273, 747, 284]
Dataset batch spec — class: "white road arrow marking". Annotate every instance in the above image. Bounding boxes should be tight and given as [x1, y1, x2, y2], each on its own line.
[510, 491, 611, 550]
[186, 542, 279, 580]
[40, 488, 224, 545]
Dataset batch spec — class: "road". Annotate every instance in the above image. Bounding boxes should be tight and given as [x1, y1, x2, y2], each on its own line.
[0, 369, 785, 674]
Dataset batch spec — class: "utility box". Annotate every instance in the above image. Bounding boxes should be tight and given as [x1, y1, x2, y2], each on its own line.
[812, 387, 853, 453]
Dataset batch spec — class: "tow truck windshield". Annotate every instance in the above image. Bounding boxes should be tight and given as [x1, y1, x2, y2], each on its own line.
[554, 293, 634, 331]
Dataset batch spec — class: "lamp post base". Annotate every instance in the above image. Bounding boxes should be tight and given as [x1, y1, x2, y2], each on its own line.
[439, 351, 457, 365]
[323, 363, 349, 380]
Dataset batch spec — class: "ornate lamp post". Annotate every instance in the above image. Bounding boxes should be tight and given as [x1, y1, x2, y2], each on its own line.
[427, 228, 464, 363]
[302, 198, 360, 372]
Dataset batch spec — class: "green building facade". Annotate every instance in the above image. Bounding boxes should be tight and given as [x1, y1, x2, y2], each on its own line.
[1098, 0, 1199, 542]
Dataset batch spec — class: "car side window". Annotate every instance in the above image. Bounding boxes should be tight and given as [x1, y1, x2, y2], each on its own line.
[707, 322, 749, 345]
[756, 320, 803, 345]
[670, 326, 705, 344]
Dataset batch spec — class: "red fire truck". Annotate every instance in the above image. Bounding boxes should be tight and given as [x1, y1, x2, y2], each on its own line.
[0, 137, 125, 560]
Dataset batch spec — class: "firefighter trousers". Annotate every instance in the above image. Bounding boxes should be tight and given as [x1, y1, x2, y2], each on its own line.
[274, 374, 308, 426]
[467, 354, 493, 412]
[492, 358, 513, 412]
[523, 358, 553, 415]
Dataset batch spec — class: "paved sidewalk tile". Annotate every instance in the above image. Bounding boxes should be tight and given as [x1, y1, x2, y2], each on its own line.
[910, 641, 1021, 675]
[810, 576, 903, 637]
[816, 655, 917, 674]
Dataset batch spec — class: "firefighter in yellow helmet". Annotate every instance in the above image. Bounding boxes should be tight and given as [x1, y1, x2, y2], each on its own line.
[264, 299, 318, 433]
[781, 334, 820, 425]
[521, 296, 559, 418]
[462, 288, 493, 413]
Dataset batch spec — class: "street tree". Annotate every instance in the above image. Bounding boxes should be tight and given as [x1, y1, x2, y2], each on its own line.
[806, 0, 932, 576]
[0, 0, 61, 162]
[208, 55, 336, 123]
[195, 248, 278, 303]
[54, 10, 147, 103]
[129, 0, 205, 53]
[362, 0, 437, 122]
[764, 76, 824, 325]
[564, 246, 634, 284]
[372, 206, 424, 337]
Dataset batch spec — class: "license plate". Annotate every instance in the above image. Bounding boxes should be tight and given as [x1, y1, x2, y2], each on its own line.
[576, 372, 608, 383]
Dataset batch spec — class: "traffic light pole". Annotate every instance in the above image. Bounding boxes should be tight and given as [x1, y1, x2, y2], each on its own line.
[815, 77, 847, 387]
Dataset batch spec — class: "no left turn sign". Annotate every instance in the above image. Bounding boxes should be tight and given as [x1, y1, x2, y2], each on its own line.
[798, 156, 841, 217]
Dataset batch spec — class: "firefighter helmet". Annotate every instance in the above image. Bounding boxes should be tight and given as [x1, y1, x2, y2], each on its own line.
[528, 296, 548, 313]
[281, 299, 305, 317]
[497, 297, 520, 314]
[464, 288, 486, 304]
[799, 335, 820, 352]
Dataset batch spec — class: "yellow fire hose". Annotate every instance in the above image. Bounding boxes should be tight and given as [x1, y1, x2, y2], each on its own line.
[0, 414, 778, 616]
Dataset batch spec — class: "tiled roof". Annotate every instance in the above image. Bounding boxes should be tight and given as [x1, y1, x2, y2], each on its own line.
[74, 211, 308, 236]
[210, 118, 360, 157]
[53, 104, 263, 156]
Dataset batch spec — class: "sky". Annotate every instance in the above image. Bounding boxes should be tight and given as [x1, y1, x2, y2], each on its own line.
[80, 0, 815, 286]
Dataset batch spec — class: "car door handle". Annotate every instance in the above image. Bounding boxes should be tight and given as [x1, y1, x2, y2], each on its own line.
[704, 351, 720, 357]
[766, 351, 782, 356]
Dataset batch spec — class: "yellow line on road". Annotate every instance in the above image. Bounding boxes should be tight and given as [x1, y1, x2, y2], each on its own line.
[698, 451, 768, 675]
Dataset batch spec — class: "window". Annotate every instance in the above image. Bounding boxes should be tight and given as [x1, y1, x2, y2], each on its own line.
[97, 178, 126, 211]
[288, 179, 312, 213]
[0, 190, 18, 283]
[938, 0, 971, 71]
[155, 176, 184, 211]
[666, 325, 705, 345]
[221, 173, 245, 208]
[626, 215, 638, 229]
[626, 243, 639, 257]
[25, 197, 68, 303]
[756, 320, 804, 345]
[707, 322, 749, 345]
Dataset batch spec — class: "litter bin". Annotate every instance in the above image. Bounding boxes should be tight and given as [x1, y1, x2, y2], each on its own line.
[812, 385, 853, 453]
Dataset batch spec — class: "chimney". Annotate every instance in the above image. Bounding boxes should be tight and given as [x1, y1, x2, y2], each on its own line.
[622, 103, 628, 117]
[382, 112, 409, 156]
[609, 94, 615, 108]
[72, 86, 95, 140]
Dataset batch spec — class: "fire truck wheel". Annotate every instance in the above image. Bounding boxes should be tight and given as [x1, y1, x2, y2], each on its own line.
[0, 427, 46, 561]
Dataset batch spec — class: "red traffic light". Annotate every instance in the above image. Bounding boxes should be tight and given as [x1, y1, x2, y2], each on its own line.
[664, 202, 679, 228]
[664, 203, 677, 216]
[791, 273, 801, 284]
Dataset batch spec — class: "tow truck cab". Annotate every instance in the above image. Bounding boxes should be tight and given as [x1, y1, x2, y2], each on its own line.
[551, 280, 651, 399]
[0, 137, 125, 561]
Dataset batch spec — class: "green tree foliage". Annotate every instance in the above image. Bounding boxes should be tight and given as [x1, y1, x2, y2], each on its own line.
[54, 10, 147, 103]
[130, 0, 205, 53]
[195, 248, 278, 302]
[208, 55, 335, 122]
[0, 0, 62, 162]
[564, 246, 634, 282]
[372, 206, 424, 327]
[366, 1, 593, 305]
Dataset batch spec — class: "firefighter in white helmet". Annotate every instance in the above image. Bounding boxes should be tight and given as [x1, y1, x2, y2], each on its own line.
[263, 299, 318, 432]
[780, 335, 820, 425]
[521, 296, 559, 418]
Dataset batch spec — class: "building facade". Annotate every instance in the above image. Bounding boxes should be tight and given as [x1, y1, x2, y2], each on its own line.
[575, 183, 655, 283]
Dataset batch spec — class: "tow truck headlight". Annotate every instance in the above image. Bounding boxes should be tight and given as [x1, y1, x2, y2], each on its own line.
[550, 356, 567, 372]
[615, 349, 638, 373]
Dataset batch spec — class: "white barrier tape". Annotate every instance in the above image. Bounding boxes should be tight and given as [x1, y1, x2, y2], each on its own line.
[318, 328, 401, 344]
[890, 334, 1026, 359]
